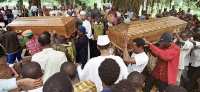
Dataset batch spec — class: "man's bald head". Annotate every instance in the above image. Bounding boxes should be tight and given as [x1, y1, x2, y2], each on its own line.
[38, 34, 51, 46]
[60, 62, 76, 80]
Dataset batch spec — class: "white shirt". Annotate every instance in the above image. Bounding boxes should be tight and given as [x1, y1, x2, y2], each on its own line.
[124, 18, 131, 23]
[31, 6, 37, 12]
[191, 42, 200, 67]
[50, 10, 58, 16]
[82, 20, 93, 39]
[32, 48, 67, 82]
[12, 10, 19, 18]
[0, 78, 17, 92]
[178, 40, 193, 69]
[104, 3, 112, 8]
[28, 87, 43, 92]
[127, 11, 134, 19]
[116, 11, 121, 19]
[77, 55, 129, 92]
[128, 52, 149, 73]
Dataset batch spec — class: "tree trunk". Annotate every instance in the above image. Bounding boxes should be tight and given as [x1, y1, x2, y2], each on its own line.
[151, 0, 155, 14]
[19, 0, 23, 9]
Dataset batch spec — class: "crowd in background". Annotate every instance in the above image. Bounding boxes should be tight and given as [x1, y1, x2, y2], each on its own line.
[0, 0, 200, 92]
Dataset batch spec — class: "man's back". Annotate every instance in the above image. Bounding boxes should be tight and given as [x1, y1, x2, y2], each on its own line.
[32, 48, 67, 82]
[77, 55, 128, 91]
[0, 31, 21, 54]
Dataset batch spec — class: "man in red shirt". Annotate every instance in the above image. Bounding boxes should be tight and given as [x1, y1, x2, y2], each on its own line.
[22, 30, 42, 56]
[143, 33, 180, 92]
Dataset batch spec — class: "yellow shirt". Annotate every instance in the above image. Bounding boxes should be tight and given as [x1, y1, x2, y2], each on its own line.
[92, 22, 104, 40]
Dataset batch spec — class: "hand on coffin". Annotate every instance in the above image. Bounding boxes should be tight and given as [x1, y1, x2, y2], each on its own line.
[122, 33, 130, 48]
[143, 38, 152, 45]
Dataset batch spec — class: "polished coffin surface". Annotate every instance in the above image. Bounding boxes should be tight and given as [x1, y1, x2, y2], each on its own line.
[7, 16, 76, 38]
[108, 16, 188, 51]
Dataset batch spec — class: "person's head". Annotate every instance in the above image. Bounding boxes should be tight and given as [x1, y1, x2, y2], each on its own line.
[38, 34, 51, 47]
[172, 5, 175, 10]
[158, 9, 161, 13]
[107, 0, 110, 3]
[5, 5, 8, 10]
[60, 62, 76, 80]
[22, 30, 34, 39]
[179, 8, 182, 12]
[23, 5, 25, 9]
[131, 38, 145, 54]
[42, 31, 51, 38]
[81, 3, 86, 10]
[76, 19, 83, 28]
[94, 3, 97, 8]
[194, 33, 200, 42]
[77, 25, 86, 36]
[158, 33, 173, 48]
[180, 29, 191, 41]
[58, 35, 66, 44]
[99, 58, 120, 87]
[17, 1, 20, 4]
[119, 17, 124, 24]
[97, 35, 111, 50]
[112, 79, 136, 92]
[164, 8, 167, 12]
[107, 14, 114, 23]
[21, 62, 43, 79]
[80, 11, 86, 21]
[13, 7, 16, 10]
[187, 8, 191, 12]
[103, 6, 107, 11]
[43, 72, 73, 92]
[103, 0, 106, 3]
[125, 13, 128, 18]
[95, 16, 101, 24]
[127, 72, 144, 91]
[165, 85, 187, 92]
[87, 6, 91, 11]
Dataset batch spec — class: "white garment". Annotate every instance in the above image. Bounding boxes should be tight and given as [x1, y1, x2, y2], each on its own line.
[124, 18, 131, 23]
[104, 3, 112, 8]
[127, 11, 134, 19]
[82, 20, 93, 39]
[128, 52, 149, 73]
[12, 10, 19, 18]
[31, 6, 37, 12]
[0, 78, 17, 92]
[106, 9, 110, 13]
[32, 48, 67, 82]
[50, 10, 58, 16]
[116, 11, 121, 19]
[28, 87, 43, 92]
[77, 55, 129, 92]
[191, 42, 200, 67]
[178, 40, 193, 69]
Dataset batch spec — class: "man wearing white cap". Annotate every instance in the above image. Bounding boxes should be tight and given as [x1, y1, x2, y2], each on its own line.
[77, 35, 128, 92]
[80, 10, 93, 60]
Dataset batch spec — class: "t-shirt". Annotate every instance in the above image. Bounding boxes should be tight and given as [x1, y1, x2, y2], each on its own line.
[128, 52, 149, 73]
[5, 9, 13, 18]
[31, 6, 37, 12]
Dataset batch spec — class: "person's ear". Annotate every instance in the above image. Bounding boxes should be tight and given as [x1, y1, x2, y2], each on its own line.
[42, 69, 44, 76]
[143, 83, 145, 88]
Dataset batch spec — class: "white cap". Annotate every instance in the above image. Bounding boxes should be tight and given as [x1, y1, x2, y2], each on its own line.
[80, 11, 86, 15]
[97, 35, 110, 46]
[125, 13, 128, 15]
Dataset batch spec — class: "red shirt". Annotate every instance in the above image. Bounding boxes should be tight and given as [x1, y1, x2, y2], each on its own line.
[150, 43, 180, 85]
[108, 9, 117, 18]
[26, 38, 42, 56]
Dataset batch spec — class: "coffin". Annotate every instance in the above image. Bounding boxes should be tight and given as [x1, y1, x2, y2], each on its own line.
[108, 16, 187, 51]
[7, 17, 76, 38]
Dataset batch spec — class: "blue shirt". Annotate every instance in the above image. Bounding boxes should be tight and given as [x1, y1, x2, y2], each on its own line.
[101, 89, 111, 92]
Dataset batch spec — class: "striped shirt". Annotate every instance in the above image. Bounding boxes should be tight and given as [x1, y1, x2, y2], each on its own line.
[26, 38, 42, 56]
[73, 80, 97, 92]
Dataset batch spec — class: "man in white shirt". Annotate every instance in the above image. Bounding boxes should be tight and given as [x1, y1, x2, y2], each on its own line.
[30, 3, 37, 16]
[186, 33, 200, 91]
[174, 30, 193, 85]
[124, 13, 131, 23]
[123, 35, 149, 73]
[32, 34, 67, 82]
[12, 7, 19, 19]
[80, 11, 93, 60]
[77, 35, 128, 91]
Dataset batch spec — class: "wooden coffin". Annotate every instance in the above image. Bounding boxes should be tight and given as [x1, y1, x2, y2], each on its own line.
[108, 16, 187, 51]
[7, 17, 76, 38]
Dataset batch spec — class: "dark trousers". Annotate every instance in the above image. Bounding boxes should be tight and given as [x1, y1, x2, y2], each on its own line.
[186, 67, 200, 91]
[143, 74, 168, 92]
[90, 40, 100, 58]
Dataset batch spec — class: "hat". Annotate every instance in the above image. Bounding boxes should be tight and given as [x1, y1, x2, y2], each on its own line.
[158, 33, 173, 45]
[22, 30, 33, 37]
[125, 13, 128, 16]
[77, 26, 86, 33]
[80, 11, 86, 15]
[97, 35, 110, 46]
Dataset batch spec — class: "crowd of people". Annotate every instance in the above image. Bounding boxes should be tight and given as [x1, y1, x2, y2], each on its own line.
[0, 0, 200, 92]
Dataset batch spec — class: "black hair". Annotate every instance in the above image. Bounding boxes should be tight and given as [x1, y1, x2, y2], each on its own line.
[42, 31, 51, 38]
[97, 43, 110, 50]
[99, 58, 120, 86]
[21, 62, 42, 79]
[133, 38, 145, 48]
[181, 29, 191, 36]
[60, 62, 76, 80]
[127, 71, 144, 90]
[112, 79, 136, 92]
[43, 72, 73, 92]
[194, 33, 200, 41]
[165, 85, 187, 92]
[38, 34, 51, 46]
[58, 35, 66, 43]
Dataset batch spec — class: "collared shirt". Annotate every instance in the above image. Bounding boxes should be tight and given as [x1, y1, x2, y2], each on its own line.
[73, 80, 97, 92]
[82, 20, 93, 39]
[0, 78, 17, 92]
[178, 40, 193, 69]
[150, 43, 180, 85]
[191, 42, 200, 67]
[26, 38, 42, 56]
[77, 55, 129, 91]
[32, 48, 67, 82]
[128, 52, 149, 73]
